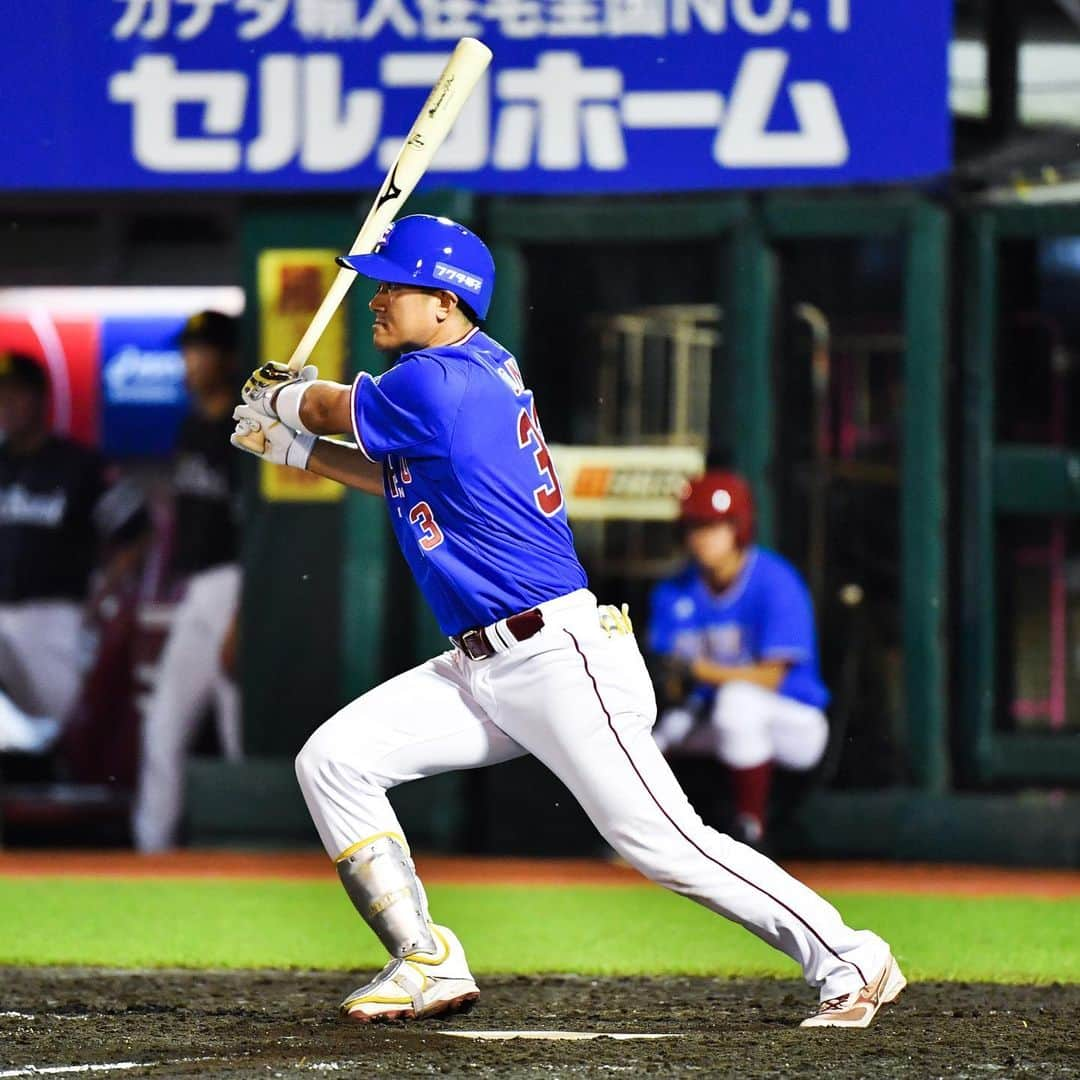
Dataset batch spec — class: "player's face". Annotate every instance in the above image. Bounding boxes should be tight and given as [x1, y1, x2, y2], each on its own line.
[685, 520, 739, 571]
[0, 383, 46, 444]
[182, 344, 230, 396]
[369, 282, 449, 353]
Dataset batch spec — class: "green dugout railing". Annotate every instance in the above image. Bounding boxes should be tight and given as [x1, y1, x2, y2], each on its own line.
[485, 197, 769, 531]
[485, 194, 949, 793]
[239, 196, 947, 794]
[960, 204, 1080, 785]
[762, 196, 950, 793]
[234, 192, 1080, 833]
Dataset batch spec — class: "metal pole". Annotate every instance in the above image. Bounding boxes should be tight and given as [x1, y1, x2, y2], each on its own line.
[794, 302, 831, 610]
[902, 203, 950, 792]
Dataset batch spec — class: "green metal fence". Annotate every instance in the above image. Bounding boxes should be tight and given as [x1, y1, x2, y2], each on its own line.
[238, 193, 1080, 808]
[484, 194, 948, 792]
[960, 204, 1080, 786]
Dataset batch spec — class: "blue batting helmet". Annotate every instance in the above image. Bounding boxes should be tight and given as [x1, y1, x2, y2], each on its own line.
[337, 215, 496, 320]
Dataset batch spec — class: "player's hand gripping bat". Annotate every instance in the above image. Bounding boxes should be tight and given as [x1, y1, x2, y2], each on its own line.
[235, 37, 493, 453]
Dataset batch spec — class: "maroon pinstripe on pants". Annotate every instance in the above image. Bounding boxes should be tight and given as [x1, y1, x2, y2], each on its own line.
[563, 629, 867, 987]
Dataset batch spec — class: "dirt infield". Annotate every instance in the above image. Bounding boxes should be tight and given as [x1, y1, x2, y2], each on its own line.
[2, 856, 1078, 1077]
[2, 968, 1078, 1079]
[1, 850, 1078, 896]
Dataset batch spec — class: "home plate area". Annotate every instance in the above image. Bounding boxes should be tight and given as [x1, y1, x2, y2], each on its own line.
[3, 970, 1076, 1079]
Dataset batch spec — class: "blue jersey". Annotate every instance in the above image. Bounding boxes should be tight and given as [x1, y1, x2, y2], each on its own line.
[648, 548, 829, 710]
[351, 328, 587, 636]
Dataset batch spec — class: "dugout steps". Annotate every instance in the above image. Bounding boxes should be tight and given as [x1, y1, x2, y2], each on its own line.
[0, 780, 132, 847]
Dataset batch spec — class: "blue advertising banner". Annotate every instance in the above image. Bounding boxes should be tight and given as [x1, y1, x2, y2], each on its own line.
[0, 1, 949, 193]
[100, 316, 190, 457]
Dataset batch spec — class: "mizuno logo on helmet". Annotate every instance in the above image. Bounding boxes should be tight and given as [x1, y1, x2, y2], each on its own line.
[433, 262, 483, 294]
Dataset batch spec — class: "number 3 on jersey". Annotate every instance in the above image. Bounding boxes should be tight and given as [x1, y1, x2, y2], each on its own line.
[408, 501, 444, 552]
[518, 401, 564, 516]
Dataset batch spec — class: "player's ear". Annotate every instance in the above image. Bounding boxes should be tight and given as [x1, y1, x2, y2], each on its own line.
[434, 290, 458, 323]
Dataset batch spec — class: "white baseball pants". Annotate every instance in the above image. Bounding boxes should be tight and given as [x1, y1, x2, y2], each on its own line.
[0, 600, 86, 720]
[655, 681, 828, 770]
[0, 688, 60, 753]
[133, 562, 242, 853]
[297, 589, 888, 1001]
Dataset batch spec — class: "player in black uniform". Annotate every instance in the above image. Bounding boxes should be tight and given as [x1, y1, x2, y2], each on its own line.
[0, 352, 106, 752]
[132, 311, 244, 852]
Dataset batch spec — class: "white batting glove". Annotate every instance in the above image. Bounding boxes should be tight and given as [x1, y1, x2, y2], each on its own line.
[230, 404, 316, 469]
[241, 362, 318, 424]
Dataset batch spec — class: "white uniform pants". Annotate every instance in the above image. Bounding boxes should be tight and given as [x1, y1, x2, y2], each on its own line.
[0, 601, 85, 720]
[656, 681, 828, 770]
[714, 681, 828, 770]
[0, 689, 60, 753]
[297, 590, 887, 1001]
[133, 563, 242, 853]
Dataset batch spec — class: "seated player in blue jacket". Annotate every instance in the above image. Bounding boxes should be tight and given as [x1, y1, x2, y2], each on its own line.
[648, 471, 828, 846]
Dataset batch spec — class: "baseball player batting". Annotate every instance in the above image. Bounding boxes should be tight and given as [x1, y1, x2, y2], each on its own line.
[231, 215, 906, 1029]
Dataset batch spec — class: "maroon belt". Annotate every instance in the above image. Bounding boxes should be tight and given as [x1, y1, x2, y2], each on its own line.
[451, 608, 545, 661]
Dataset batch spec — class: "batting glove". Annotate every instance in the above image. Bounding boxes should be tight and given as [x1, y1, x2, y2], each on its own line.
[230, 404, 316, 470]
[241, 362, 318, 425]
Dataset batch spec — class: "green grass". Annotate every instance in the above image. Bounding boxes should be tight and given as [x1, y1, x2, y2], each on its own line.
[0, 878, 1076, 983]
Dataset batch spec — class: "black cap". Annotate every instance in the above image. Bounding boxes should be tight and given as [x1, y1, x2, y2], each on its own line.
[177, 310, 239, 352]
[0, 352, 49, 393]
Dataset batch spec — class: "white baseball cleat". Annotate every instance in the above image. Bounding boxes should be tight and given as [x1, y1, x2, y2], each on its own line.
[340, 924, 479, 1024]
[800, 952, 907, 1029]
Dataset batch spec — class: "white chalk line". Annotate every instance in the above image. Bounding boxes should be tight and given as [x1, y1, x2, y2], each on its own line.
[437, 1030, 682, 1041]
[0, 1065, 146, 1078]
[0, 1015, 94, 1023]
[0, 1058, 215, 1078]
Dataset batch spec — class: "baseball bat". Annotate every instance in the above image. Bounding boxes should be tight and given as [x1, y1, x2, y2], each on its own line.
[235, 37, 493, 453]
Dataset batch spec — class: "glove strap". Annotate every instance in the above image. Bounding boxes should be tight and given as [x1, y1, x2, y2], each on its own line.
[286, 432, 317, 470]
[275, 381, 316, 435]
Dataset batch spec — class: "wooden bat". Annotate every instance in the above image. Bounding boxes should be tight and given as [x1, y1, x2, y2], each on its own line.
[236, 36, 493, 453]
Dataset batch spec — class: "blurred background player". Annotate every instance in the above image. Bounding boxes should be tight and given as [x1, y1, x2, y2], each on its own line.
[648, 470, 829, 847]
[0, 477, 154, 760]
[132, 311, 243, 853]
[0, 352, 107, 753]
[57, 478, 158, 790]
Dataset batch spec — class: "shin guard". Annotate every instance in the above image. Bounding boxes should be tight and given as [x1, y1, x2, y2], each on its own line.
[336, 834, 437, 958]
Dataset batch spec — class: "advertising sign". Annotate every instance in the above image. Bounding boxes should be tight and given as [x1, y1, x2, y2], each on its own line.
[100, 316, 192, 457]
[1, 2, 950, 192]
[257, 249, 348, 502]
[0, 288, 244, 456]
[551, 443, 704, 519]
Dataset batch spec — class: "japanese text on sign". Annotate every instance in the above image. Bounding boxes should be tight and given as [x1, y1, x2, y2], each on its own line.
[111, 0, 853, 41]
[1, 2, 948, 192]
